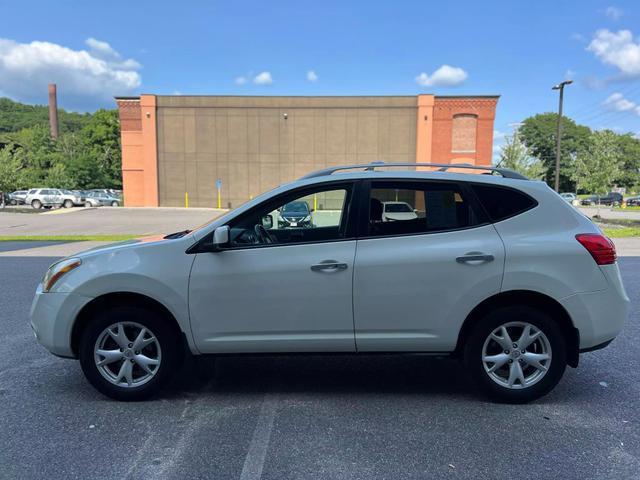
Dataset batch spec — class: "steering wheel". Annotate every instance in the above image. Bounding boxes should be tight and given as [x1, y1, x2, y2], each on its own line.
[254, 224, 274, 244]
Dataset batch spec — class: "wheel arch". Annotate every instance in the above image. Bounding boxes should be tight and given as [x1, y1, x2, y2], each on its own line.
[455, 290, 580, 367]
[70, 291, 188, 358]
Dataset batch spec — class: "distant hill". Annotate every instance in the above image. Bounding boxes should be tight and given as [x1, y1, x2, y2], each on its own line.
[0, 97, 93, 134]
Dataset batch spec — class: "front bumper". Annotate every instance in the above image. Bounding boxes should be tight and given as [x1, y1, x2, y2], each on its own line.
[29, 284, 93, 358]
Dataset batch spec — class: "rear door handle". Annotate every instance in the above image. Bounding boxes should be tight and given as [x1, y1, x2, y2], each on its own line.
[310, 260, 349, 272]
[456, 253, 495, 264]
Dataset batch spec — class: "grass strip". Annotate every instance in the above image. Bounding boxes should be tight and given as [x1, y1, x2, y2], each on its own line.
[602, 228, 640, 238]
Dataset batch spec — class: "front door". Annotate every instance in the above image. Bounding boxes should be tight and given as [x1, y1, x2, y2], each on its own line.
[353, 180, 505, 352]
[189, 182, 358, 353]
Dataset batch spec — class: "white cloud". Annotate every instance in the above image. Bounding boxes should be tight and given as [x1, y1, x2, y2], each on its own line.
[604, 6, 623, 20]
[587, 29, 640, 77]
[415, 65, 467, 87]
[565, 69, 576, 80]
[0, 37, 141, 110]
[86, 37, 118, 58]
[307, 70, 318, 83]
[602, 92, 640, 116]
[253, 71, 273, 85]
[235, 76, 247, 85]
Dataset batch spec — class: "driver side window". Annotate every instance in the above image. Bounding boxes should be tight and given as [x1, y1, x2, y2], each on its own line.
[228, 184, 353, 247]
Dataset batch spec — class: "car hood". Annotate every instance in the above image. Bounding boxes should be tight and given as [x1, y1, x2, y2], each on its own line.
[71, 233, 189, 259]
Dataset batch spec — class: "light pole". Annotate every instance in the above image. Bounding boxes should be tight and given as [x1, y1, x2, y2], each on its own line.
[552, 80, 573, 192]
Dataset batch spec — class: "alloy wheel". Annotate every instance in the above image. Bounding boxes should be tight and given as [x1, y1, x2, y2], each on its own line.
[481, 321, 552, 389]
[94, 322, 162, 388]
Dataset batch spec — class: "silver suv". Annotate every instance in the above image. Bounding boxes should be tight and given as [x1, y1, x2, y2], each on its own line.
[25, 189, 82, 209]
[30, 162, 629, 402]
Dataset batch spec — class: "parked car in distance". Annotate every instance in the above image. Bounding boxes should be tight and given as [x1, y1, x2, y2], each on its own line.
[580, 192, 623, 206]
[278, 200, 313, 228]
[24, 188, 82, 209]
[84, 191, 121, 207]
[8, 190, 28, 205]
[559, 193, 576, 203]
[381, 201, 418, 221]
[30, 162, 629, 403]
[625, 195, 640, 207]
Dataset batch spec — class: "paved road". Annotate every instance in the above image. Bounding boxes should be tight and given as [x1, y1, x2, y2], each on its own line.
[578, 206, 640, 221]
[0, 207, 225, 236]
[0, 254, 639, 479]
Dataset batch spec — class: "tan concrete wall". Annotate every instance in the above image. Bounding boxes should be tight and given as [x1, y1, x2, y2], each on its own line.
[155, 96, 417, 208]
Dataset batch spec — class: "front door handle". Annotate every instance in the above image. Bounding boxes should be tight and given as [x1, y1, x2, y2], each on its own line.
[310, 260, 349, 272]
[456, 253, 495, 264]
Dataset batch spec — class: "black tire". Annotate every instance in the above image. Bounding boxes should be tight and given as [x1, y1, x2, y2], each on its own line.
[31, 199, 42, 209]
[63, 199, 73, 208]
[463, 306, 567, 404]
[79, 305, 181, 401]
[85, 202, 92, 208]
[111, 201, 119, 207]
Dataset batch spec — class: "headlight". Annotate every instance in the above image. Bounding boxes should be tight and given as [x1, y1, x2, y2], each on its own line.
[42, 258, 82, 292]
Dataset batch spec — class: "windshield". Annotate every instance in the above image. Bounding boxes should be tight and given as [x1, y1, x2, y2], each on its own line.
[385, 203, 412, 213]
[282, 201, 309, 214]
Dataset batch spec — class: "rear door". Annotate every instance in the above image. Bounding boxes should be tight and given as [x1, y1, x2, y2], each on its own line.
[353, 179, 505, 352]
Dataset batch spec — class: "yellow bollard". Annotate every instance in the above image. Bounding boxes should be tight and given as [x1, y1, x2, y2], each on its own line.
[185, 192, 189, 208]
[313, 195, 317, 211]
[217, 189, 221, 209]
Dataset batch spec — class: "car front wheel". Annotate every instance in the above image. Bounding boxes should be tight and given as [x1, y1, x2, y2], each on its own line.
[463, 306, 566, 403]
[111, 201, 119, 207]
[79, 305, 181, 401]
[31, 199, 42, 209]
[63, 199, 73, 208]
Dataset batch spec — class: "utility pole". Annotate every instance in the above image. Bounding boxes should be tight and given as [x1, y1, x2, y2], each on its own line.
[552, 80, 572, 192]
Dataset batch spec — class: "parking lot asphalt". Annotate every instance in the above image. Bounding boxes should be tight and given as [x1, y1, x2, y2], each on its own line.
[0, 253, 639, 480]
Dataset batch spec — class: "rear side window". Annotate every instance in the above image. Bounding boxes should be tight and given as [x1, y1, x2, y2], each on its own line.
[471, 184, 537, 222]
[366, 181, 481, 237]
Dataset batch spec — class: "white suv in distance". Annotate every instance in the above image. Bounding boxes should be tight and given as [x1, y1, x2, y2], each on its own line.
[30, 163, 629, 403]
[25, 188, 82, 209]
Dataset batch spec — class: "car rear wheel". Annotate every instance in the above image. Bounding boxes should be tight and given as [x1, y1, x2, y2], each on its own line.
[111, 201, 119, 207]
[463, 306, 566, 403]
[63, 199, 73, 208]
[79, 305, 181, 401]
[85, 201, 93, 208]
[31, 199, 42, 209]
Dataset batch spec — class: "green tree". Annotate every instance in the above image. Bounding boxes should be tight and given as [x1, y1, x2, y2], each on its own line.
[573, 130, 623, 197]
[498, 131, 545, 180]
[615, 133, 640, 192]
[0, 97, 91, 134]
[0, 145, 26, 191]
[78, 109, 122, 188]
[519, 113, 591, 191]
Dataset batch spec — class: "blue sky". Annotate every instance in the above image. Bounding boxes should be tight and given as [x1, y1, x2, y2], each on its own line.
[1, 0, 639, 155]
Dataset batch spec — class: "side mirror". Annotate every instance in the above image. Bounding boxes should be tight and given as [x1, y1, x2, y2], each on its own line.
[309, 208, 315, 213]
[213, 225, 230, 248]
[261, 215, 273, 229]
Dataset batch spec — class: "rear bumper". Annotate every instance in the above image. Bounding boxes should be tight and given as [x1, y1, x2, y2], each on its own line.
[30, 284, 93, 358]
[560, 264, 630, 350]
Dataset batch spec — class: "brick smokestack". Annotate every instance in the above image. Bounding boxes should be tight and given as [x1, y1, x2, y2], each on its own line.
[48, 84, 59, 139]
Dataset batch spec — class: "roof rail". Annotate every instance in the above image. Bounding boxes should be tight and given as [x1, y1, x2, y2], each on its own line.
[298, 162, 529, 180]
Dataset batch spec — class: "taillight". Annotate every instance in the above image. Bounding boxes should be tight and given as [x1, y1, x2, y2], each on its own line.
[575, 234, 617, 265]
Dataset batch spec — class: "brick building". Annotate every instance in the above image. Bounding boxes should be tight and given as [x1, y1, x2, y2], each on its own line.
[115, 94, 498, 207]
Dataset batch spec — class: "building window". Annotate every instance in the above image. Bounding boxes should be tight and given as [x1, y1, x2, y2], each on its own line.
[451, 114, 477, 153]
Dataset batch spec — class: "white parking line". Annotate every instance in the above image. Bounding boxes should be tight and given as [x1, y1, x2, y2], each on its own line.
[239, 394, 279, 480]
